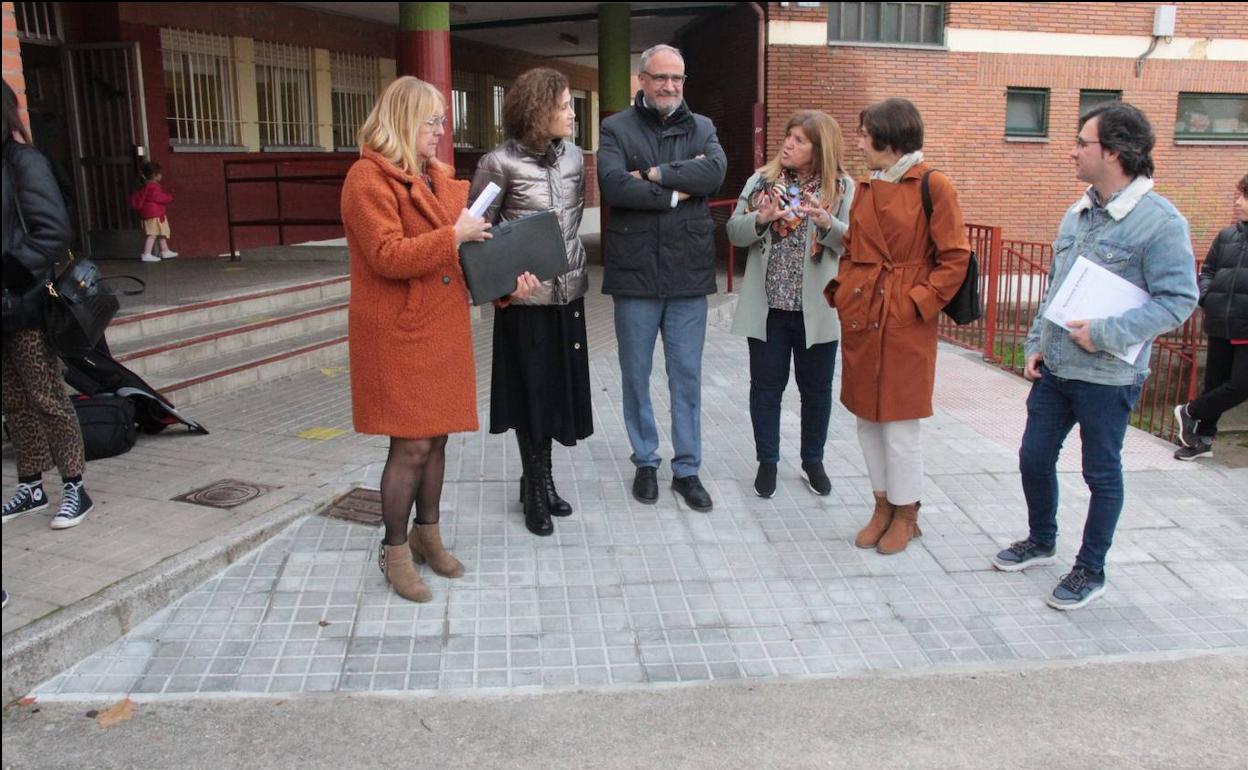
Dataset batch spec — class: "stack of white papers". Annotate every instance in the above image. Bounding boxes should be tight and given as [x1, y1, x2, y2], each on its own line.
[1042, 256, 1150, 364]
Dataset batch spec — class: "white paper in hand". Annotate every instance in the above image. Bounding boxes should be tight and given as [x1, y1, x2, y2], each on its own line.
[1042, 256, 1150, 364]
[468, 182, 501, 218]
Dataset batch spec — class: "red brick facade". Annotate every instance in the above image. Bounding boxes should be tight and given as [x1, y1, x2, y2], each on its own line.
[762, 2, 1248, 249]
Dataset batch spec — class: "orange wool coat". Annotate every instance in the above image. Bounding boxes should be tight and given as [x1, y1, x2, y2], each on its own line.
[825, 162, 971, 422]
[342, 149, 477, 438]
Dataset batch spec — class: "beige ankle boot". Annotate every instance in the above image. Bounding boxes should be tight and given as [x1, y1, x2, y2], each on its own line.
[411, 523, 465, 578]
[876, 502, 922, 555]
[854, 493, 894, 549]
[380, 542, 432, 602]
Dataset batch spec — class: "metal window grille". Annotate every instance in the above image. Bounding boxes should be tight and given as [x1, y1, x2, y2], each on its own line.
[451, 70, 489, 149]
[15, 2, 62, 43]
[255, 41, 315, 148]
[160, 28, 240, 146]
[491, 83, 507, 146]
[828, 2, 944, 46]
[330, 52, 379, 150]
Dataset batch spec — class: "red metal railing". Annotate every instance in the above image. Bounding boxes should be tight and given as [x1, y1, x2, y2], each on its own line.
[709, 198, 738, 293]
[938, 223, 1203, 442]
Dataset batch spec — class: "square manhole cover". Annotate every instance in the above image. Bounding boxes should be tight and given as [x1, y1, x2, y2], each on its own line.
[173, 479, 279, 509]
[319, 487, 382, 527]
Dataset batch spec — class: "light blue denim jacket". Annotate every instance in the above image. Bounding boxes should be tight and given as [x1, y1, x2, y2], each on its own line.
[1025, 177, 1198, 386]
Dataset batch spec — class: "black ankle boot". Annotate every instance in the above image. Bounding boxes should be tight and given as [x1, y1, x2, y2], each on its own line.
[517, 433, 553, 537]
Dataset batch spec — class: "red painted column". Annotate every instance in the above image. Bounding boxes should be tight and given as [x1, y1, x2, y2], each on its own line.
[398, 3, 453, 166]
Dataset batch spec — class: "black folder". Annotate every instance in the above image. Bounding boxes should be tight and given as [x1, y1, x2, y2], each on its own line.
[458, 209, 569, 305]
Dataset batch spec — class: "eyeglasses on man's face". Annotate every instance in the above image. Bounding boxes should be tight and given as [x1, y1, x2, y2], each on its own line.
[642, 72, 687, 86]
[1073, 136, 1101, 149]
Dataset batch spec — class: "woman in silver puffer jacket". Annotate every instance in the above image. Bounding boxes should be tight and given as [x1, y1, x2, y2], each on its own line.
[469, 67, 592, 537]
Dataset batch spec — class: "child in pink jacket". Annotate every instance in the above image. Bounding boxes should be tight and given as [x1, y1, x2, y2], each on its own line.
[129, 162, 177, 262]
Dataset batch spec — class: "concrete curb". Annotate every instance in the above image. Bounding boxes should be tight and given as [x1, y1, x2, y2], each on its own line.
[1, 484, 350, 705]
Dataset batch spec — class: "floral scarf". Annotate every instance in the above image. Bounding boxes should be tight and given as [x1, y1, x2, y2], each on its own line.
[747, 168, 823, 240]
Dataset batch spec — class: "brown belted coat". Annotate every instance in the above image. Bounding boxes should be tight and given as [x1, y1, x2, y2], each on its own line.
[825, 163, 971, 422]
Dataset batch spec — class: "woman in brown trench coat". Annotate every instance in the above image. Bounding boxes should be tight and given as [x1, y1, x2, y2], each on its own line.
[826, 98, 971, 555]
[342, 76, 535, 603]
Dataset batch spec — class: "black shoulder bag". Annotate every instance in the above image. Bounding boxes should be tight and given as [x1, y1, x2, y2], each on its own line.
[921, 170, 982, 326]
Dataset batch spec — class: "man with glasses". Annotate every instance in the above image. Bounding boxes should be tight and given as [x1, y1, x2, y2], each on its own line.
[597, 43, 727, 512]
[992, 103, 1197, 609]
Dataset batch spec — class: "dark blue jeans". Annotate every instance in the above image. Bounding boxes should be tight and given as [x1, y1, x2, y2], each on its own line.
[1019, 365, 1142, 574]
[747, 309, 838, 464]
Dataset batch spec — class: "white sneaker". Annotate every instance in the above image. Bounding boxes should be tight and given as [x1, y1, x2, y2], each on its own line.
[141, 253, 161, 262]
[159, 250, 178, 259]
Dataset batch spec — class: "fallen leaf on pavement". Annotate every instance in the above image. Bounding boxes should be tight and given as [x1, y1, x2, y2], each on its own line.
[19, 696, 37, 706]
[96, 698, 135, 728]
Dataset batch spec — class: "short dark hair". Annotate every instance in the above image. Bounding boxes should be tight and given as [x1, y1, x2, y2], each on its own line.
[1079, 102, 1155, 178]
[858, 98, 924, 154]
[1238, 173, 1248, 197]
[502, 67, 570, 150]
[140, 161, 162, 180]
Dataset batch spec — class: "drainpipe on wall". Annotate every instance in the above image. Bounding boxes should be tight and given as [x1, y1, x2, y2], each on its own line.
[749, 2, 766, 169]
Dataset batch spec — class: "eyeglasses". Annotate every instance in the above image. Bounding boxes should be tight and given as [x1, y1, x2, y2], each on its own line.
[1074, 136, 1101, 149]
[424, 115, 447, 129]
[642, 72, 687, 85]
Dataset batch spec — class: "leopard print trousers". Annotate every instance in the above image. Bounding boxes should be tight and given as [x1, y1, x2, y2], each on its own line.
[1, 328, 85, 478]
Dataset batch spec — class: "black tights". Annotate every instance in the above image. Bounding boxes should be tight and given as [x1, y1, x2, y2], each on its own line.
[380, 435, 448, 546]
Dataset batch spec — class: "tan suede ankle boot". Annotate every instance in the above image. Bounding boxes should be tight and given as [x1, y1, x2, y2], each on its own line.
[411, 523, 465, 578]
[380, 542, 433, 602]
[876, 502, 922, 555]
[854, 493, 894, 549]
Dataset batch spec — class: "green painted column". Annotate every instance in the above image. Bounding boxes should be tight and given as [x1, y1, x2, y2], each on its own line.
[597, 3, 631, 118]
[398, 2, 453, 165]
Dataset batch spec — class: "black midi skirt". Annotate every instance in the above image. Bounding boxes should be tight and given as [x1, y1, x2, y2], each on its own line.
[489, 297, 593, 446]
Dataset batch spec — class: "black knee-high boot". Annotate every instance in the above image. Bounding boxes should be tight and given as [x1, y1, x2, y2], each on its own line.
[518, 438, 573, 517]
[516, 432, 553, 537]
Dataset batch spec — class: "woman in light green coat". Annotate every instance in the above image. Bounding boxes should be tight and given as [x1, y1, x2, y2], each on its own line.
[727, 110, 853, 499]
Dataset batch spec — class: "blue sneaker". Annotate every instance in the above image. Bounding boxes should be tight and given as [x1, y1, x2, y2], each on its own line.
[1046, 566, 1106, 610]
[992, 538, 1056, 572]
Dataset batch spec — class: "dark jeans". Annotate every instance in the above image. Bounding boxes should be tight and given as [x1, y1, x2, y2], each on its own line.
[1188, 336, 1248, 438]
[1019, 365, 1142, 574]
[747, 309, 838, 464]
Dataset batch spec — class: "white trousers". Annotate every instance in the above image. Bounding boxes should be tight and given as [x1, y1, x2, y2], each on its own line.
[855, 417, 923, 505]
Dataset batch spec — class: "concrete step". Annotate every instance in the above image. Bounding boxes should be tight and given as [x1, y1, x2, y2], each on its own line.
[113, 296, 348, 380]
[150, 326, 348, 408]
[107, 276, 350, 347]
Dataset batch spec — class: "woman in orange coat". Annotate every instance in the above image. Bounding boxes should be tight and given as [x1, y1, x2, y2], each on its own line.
[341, 76, 536, 603]
[826, 98, 971, 555]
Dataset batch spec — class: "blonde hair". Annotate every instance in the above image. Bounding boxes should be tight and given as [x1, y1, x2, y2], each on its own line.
[758, 110, 845, 205]
[357, 76, 446, 176]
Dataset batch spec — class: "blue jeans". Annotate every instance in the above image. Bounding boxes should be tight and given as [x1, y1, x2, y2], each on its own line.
[747, 309, 838, 464]
[614, 295, 707, 478]
[1019, 365, 1142, 573]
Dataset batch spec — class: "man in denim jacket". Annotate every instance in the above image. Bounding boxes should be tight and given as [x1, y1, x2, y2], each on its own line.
[992, 103, 1198, 609]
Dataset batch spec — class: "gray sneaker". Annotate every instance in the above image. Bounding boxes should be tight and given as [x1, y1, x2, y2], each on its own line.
[1047, 566, 1106, 610]
[1173, 403, 1201, 447]
[992, 538, 1056, 572]
[1174, 441, 1212, 461]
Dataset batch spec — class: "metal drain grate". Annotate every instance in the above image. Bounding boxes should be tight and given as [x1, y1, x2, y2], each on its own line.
[318, 487, 383, 527]
[173, 479, 278, 509]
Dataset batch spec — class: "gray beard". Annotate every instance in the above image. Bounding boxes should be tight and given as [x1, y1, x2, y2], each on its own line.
[644, 95, 680, 117]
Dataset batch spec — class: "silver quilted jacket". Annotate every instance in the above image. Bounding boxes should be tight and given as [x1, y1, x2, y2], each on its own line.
[468, 139, 588, 306]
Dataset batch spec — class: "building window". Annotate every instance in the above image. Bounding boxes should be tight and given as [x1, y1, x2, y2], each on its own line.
[15, 1, 62, 44]
[491, 83, 508, 147]
[572, 90, 593, 151]
[161, 28, 240, 147]
[1175, 93, 1248, 141]
[1078, 90, 1121, 121]
[827, 2, 944, 47]
[1005, 88, 1049, 139]
[331, 52, 380, 151]
[255, 41, 316, 148]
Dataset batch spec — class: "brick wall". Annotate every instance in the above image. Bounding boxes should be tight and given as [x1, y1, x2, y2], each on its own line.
[770, 2, 1248, 36]
[766, 42, 1247, 247]
[2, 1, 23, 113]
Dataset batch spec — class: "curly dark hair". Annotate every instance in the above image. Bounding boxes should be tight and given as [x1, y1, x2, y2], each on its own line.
[1080, 102, 1155, 178]
[1238, 173, 1248, 197]
[502, 67, 570, 150]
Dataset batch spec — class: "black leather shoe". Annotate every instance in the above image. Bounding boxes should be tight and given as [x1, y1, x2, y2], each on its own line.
[672, 475, 713, 512]
[801, 461, 832, 496]
[632, 466, 659, 504]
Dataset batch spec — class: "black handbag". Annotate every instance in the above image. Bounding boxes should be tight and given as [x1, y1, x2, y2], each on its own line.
[44, 256, 145, 354]
[921, 170, 982, 326]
